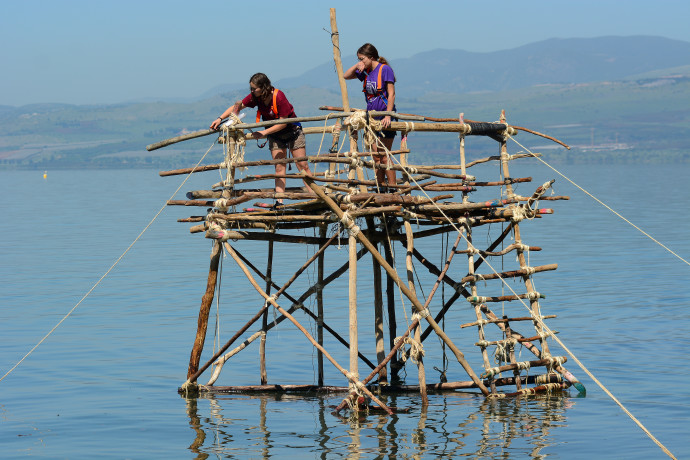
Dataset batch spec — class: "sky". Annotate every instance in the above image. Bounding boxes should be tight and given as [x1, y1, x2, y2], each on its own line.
[2, 0, 690, 107]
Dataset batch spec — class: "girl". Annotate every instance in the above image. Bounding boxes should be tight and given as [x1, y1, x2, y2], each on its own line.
[210, 73, 312, 207]
[344, 43, 397, 189]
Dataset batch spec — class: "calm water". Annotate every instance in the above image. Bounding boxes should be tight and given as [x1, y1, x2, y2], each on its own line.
[1, 159, 689, 459]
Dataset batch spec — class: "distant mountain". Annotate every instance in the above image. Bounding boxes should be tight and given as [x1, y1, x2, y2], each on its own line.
[276, 36, 690, 98]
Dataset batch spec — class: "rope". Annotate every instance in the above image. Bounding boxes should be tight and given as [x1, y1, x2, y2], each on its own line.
[394, 335, 425, 365]
[509, 135, 690, 268]
[0, 140, 218, 384]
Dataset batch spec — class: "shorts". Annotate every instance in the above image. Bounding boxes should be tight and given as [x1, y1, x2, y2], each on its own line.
[377, 129, 397, 139]
[268, 127, 306, 151]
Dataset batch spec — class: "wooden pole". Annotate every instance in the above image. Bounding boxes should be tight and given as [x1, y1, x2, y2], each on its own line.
[187, 241, 221, 379]
[330, 8, 350, 114]
[368, 218, 388, 384]
[384, 236, 400, 381]
[405, 220, 429, 405]
[260, 238, 274, 385]
[317, 224, 326, 386]
[348, 233, 359, 402]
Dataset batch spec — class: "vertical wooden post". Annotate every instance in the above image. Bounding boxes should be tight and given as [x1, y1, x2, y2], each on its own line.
[467, 226, 496, 394]
[348, 233, 359, 399]
[401, 142, 427, 404]
[405, 221, 428, 405]
[330, 7, 367, 193]
[260, 238, 274, 385]
[317, 224, 326, 386]
[384, 241, 399, 381]
[187, 241, 222, 379]
[368, 218, 387, 384]
[504, 316, 522, 391]
[329, 9, 350, 114]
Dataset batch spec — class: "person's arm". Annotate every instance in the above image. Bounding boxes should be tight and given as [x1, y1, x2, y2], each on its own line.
[210, 100, 245, 130]
[381, 82, 395, 128]
[254, 121, 287, 139]
[254, 91, 289, 138]
[344, 60, 366, 80]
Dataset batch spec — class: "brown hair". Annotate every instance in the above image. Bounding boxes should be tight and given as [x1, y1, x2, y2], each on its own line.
[249, 73, 273, 101]
[357, 43, 388, 65]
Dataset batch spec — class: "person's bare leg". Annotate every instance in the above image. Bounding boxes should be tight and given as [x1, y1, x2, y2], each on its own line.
[272, 148, 287, 204]
[291, 147, 313, 193]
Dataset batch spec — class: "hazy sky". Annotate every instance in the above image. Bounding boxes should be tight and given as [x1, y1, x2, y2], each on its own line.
[2, 0, 689, 106]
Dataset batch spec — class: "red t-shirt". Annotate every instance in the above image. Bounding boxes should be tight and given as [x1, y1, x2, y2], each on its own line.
[242, 89, 296, 121]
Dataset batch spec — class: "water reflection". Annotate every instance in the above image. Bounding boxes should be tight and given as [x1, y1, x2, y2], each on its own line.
[184, 391, 576, 458]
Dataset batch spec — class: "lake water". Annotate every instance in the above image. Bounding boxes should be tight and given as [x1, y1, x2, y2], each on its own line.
[1, 158, 689, 459]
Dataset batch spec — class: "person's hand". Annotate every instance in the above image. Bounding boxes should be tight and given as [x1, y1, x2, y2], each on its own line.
[381, 115, 391, 129]
[210, 118, 222, 130]
[254, 130, 266, 139]
[355, 61, 366, 72]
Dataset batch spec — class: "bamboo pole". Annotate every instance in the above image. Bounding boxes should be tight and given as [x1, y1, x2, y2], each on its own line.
[187, 241, 221, 379]
[304, 176, 490, 396]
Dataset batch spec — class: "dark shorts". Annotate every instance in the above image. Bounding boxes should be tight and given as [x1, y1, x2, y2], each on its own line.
[377, 129, 397, 139]
[268, 126, 306, 151]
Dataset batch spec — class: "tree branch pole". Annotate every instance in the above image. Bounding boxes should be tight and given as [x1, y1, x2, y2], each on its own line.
[187, 241, 222, 379]
[304, 176, 490, 396]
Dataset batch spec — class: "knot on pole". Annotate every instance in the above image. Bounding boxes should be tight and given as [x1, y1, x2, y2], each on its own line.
[394, 335, 425, 365]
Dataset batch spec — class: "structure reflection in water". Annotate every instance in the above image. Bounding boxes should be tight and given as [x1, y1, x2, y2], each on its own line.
[184, 392, 577, 458]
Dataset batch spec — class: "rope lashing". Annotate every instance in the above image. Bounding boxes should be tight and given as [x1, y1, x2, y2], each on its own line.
[475, 340, 490, 348]
[516, 361, 531, 371]
[526, 291, 542, 300]
[347, 110, 391, 148]
[394, 335, 425, 364]
[412, 308, 430, 321]
[523, 266, 537, 276]
[510, 206, 527, 222]
[482, 366, 501, 378]
[213, 197, 229, 211]
[339, 211, 361, 237]
[466, 245, 480, 255]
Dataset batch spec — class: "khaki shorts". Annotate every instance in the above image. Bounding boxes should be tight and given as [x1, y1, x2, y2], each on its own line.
[268, 127, 306, 151]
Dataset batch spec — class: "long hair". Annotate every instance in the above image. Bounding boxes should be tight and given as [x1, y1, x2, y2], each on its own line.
[249, 73, 273, 101]
[357, 43, 388, 65]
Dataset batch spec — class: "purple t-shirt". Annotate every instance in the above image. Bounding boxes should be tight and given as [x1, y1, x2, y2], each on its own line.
[356, 63, 396, 113]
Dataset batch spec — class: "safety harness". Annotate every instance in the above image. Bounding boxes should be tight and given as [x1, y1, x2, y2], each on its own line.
[362, 64, 390, 106]
[256, 89, 281, 123]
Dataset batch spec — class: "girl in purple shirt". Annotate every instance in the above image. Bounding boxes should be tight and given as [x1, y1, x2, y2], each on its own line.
[344, 43, 397, 189]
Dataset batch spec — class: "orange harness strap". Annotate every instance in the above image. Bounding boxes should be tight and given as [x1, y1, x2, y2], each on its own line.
[256, 89, 280, 123]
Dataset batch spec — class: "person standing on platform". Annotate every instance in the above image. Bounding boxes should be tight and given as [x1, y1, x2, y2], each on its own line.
[211, 72, 312, 207]
[344, 43, 397, 189]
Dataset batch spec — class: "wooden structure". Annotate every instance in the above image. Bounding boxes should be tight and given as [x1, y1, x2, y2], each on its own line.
[147, 9, 584, 414]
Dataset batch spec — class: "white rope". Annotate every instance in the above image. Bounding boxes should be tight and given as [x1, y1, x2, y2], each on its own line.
[0, 139, 218, 384]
